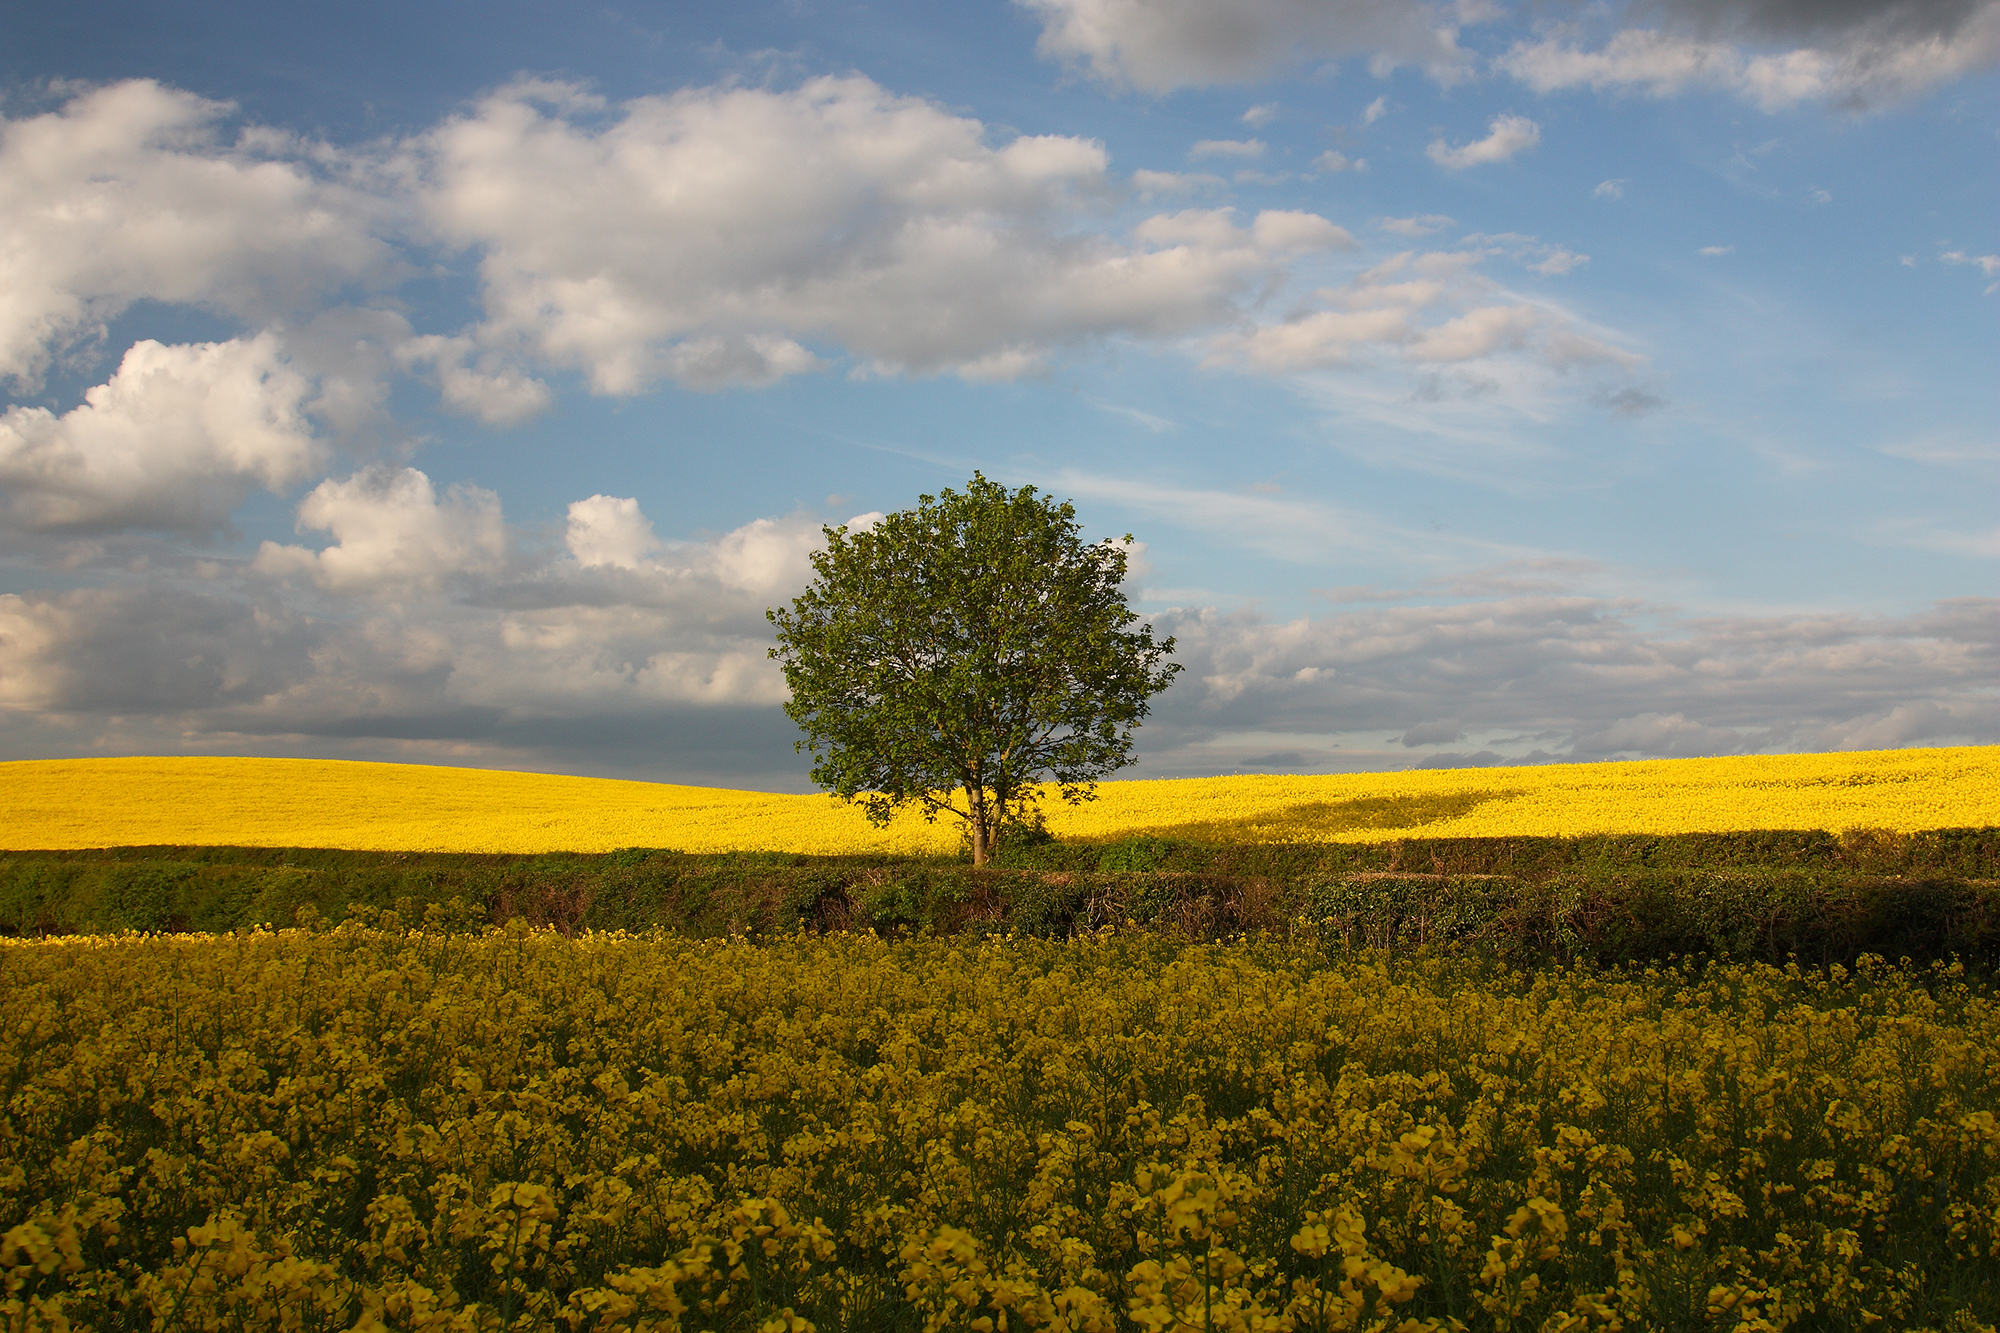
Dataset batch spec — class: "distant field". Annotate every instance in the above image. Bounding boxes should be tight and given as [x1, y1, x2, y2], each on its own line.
[3, 746, 1996, 854]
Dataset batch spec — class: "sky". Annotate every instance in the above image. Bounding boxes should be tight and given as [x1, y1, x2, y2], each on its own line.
[0, 0, 1995, 791]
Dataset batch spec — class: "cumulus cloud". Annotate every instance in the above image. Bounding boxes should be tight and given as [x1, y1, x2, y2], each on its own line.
[412, 76, 1322, 392]
[1017, 0, 1477, 91]
[4, 74, 1607, 461]
[254, 467, 505, 594]
[0, 335, 319, 537]
[1427, 114, 1542, 169]
[1497, 0, 2000, 109]
[0, 80, 394, 388]
[7, 75, 1385, 432]
[0, 496, 893, 782]
[0, 584, 317, 714]
[396, 335, 552, 426]
[565, 495, 661, 569]
[1252, 210, 1360, 251]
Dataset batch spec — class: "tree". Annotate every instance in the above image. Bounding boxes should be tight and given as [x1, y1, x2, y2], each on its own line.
[767, 474, 1181, 866]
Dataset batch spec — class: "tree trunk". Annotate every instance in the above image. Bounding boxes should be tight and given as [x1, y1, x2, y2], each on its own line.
[968, 786, 991, 866]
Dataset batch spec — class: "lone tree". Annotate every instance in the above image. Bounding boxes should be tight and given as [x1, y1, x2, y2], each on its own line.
[768, 474, 1181, 866]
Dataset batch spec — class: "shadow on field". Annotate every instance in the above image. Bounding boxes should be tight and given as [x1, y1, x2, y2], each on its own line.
[1106, 789, 1523, 843]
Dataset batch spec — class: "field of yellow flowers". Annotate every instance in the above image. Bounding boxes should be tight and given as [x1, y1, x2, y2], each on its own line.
[5, 746, 1998, 856]
[3, 925, 1996, 1331]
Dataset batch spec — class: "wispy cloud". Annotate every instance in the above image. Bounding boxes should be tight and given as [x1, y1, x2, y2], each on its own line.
[1047, 468, 1524, 566]
[1188, 137, 1266, 159]
[1376, 214, 1453, 237]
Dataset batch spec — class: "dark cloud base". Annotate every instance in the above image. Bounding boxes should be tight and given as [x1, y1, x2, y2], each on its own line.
[6, 578, 1992, 792]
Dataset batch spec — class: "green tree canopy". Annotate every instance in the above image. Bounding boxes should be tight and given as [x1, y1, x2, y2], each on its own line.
[767, 474, 1181, 865]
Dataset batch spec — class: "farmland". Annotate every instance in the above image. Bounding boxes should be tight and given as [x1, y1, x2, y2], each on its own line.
[4, 746, 1999, 856]
[5, 927, 1998, 1331]
[3, 747, 1999, 1330]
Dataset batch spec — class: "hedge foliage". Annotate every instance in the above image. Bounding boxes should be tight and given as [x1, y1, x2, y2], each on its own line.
[3, 829, 1995, 967]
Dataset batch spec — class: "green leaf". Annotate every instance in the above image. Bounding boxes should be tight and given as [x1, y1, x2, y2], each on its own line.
[767, 473, 1181, 865]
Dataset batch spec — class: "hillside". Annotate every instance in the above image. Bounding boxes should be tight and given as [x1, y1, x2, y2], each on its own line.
[3, 747, 1998, 855]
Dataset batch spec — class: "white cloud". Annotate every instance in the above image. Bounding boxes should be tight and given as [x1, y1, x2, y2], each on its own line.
[1699, 244, 1736, 256]
[1224, 307, 1421, 371]
[255, 466, 505, 594]
[0, 335, 319, 536]
[1940, 249, 2000, 293]
[413, 77, 1304, 392]
[1496, 3, 2000, 110]
[1188, 137, 1266, 159]
[0, 80, 394, 388]
[1017, 0, 1477, 92]
[1593, 178, 1626, 199]
[396, 335, 552, 426]
[1251, 210, 1359, 252]
[1312, 150, 1365, 172]
[1131, 168, 1223, 195]
[712, 513, 882, 594]
[1131, 207, 1352, 256]
[1212, 239, 1633, 380]
[1427, 114, 1541, 169]
[566, 495, 661, 569]
[1528, 247, 1588, 275]
[1361, 95, 1391, 124]
[1241, 102, 1280, 127]
[1404, 305, 1541, 361]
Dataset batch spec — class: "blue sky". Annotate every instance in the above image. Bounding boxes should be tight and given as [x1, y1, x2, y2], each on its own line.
[1, 0, 1995, 788]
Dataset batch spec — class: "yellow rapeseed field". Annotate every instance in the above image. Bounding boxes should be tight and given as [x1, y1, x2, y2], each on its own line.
[2, 747, 1996, 855]
[2, 927, 1994, 1331]
[0, 740, 1992, 856]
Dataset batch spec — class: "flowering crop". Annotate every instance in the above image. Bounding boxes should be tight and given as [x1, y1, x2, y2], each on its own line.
[3, 746, 1997, 857]
[3, 926, 1996, 1330]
